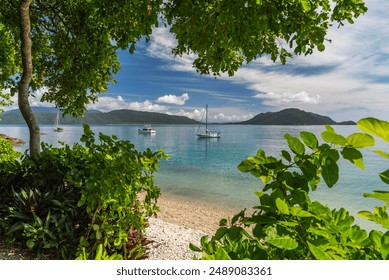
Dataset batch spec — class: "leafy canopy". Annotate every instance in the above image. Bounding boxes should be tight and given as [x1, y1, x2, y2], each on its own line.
[164, 0, 367, 76]
[0, 0, 163, 116]
[1, 0, 367, 115]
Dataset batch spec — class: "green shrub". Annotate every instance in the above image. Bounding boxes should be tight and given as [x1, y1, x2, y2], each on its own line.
[0, 124, 167, 259]
[192, 118, 389, 260]
[0, 136, 21, 163]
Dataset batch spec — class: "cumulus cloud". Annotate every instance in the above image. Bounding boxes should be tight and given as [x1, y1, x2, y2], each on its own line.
[174, 108, 204, 120]
[148, 27, 197, 73]
[253, 91, 321, 106]
[212, 113, 254, 122]
[156, 93, 189, 105]
[86, 96, 167, 112]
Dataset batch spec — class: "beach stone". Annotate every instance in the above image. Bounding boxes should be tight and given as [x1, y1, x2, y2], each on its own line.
[146, 218, 206, 260]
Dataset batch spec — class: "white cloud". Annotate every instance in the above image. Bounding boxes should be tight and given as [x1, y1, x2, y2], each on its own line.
[253, 91, 321, 106]
[174, 109, 204, 120]
[156, 93, 189, 105]
[212, 113, 254, 122]
[148, 27, 197, 73]
[87, 96, 167, 112]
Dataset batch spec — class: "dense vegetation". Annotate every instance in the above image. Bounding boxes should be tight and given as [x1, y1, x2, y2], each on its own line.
[0, 125, 167, 259]
[191, 117, 389, 260]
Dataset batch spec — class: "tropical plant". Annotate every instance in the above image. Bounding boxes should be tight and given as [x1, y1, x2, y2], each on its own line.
[0, 136, 21, 163]
[0, 125, 167, 259]
[0, 0, 367, 155]
[191, 117, 389, 260]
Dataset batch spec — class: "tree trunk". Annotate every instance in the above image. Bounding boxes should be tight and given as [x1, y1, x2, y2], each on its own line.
[19, 0, 40, 156]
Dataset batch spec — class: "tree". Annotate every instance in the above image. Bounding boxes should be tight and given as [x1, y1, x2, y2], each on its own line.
[0, 0, 163, 155]
[0, 0, 367, 155]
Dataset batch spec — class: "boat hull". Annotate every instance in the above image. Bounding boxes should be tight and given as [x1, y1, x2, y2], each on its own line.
[196, 132, 220, 138]
[138, 129, 156, 134]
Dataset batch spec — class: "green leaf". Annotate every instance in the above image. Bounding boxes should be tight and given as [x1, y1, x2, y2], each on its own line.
[341, 147, 364, 169]
[307, 242, 332, 260]
[321, 131, 347, 146]
[96, 230, 102, 240]
[350, 229, 368, 243]
[214, 227, 229, 240]
[379, 170, 389, 185]
[266, 237, 298, 250]
[214, 248, 231, 260]
[369, 230, 383, 251]
[281, 150, 292, 162]
[381, 234, 389, 260]
[238, 159, 255, 172]
[275, 198, 290, 215]
[300, 131, 318, 150]
[357, 118, 389, 143]
[300, 0, 312, 11]
[321, 157, 339, 188]
[285, 133, 305, 155]
[189, 243, 202, 252]
[290, 207, 313, 217]
[26, 239, 35, 250]
[346, 133, 375, 148]
[373, 150, 389, 160]
[363, 191, 389, 203]
[94, 244, 103, 260]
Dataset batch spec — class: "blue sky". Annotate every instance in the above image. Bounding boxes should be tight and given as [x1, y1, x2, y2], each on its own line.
[4, 0, 389, 123]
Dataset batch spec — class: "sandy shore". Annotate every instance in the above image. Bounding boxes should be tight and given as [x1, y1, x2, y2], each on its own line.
[154, 193, 241, 234]
[146, 193, 242, 260]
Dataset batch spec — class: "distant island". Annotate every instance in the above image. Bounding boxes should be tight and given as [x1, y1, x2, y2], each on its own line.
[0, 107, 355, 125]
[0, 108, 200, 125]
[237, 108, 355, 125]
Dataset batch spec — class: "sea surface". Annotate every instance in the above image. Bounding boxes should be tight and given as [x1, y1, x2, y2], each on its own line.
[2, 123, 388, 230]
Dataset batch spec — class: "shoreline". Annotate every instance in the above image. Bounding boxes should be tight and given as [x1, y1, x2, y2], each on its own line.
[145, 193, 243, 260]
[154, 193, 242, 234]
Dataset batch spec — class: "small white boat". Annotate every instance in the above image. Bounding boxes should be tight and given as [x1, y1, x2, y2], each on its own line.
[138, 124, 156, 134]
[53, 111, 63, 132]
[196, 105, 220, 138]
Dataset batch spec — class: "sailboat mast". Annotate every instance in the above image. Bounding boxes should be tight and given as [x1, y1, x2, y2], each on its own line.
[205, 104, 208, 131]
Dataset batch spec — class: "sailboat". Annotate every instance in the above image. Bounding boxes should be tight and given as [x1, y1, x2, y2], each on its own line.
[53, 111, 63, 132]
[196, 105, 221, 138]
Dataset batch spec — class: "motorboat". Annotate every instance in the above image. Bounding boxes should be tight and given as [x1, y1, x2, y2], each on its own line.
[138, 124, 156, 134]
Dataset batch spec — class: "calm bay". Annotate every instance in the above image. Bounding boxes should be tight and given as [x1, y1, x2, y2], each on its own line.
[3, 123, 388, 230]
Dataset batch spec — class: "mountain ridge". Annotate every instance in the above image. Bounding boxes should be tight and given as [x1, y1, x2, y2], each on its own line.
[0, 107, 355, 125]
[237, 108, 355, 125]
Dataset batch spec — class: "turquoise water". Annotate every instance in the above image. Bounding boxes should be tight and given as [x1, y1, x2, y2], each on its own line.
[3, 124, 388, 230]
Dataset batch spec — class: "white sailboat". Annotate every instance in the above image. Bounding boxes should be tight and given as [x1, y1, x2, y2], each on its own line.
[53, 111, 63, 132]
[196, 105, 221, 138]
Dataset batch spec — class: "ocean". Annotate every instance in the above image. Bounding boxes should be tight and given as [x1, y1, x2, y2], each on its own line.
[3, 123, 388, 230]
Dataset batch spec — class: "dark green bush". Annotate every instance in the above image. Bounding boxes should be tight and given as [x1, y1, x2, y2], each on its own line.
[0, 124, 167, 259]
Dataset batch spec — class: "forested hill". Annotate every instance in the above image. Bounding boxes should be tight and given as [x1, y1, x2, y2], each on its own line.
[0, 109, 200, 125]
[0, 107, 355, 125]
[237, 108, 355, 125]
